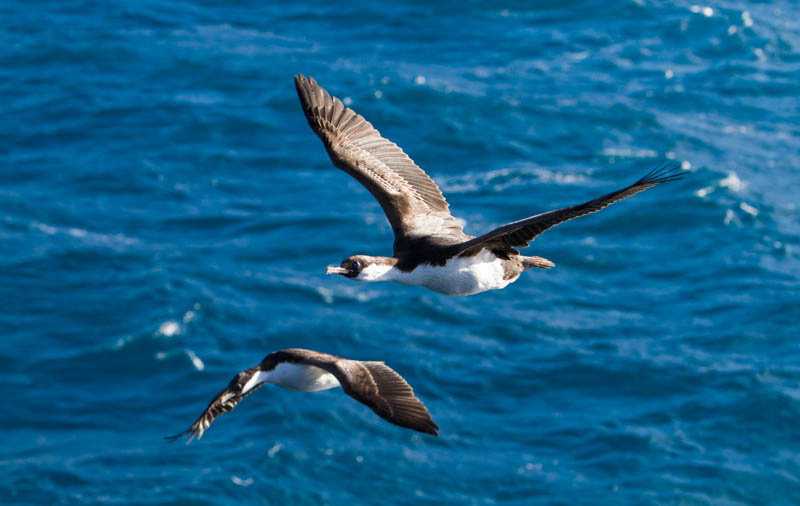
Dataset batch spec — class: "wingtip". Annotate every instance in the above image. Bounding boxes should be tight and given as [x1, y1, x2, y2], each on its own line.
[294, 73, 309, 91]
[639, 159, 686, 185]
[294, 73, 319, 88]
[420, 418, 440, 436]
[164, 427, 200, 445]
[164, 430, 187, 443]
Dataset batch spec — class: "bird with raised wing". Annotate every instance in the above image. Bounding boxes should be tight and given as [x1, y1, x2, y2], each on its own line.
[295, 74, 684, 296]
[166, 348, 438, 442]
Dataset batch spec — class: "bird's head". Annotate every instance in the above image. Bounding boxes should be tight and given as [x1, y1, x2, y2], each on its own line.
[325, 255, 397, 282]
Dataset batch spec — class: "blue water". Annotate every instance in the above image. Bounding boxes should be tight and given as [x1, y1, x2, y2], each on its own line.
[2, 1, 799, 504]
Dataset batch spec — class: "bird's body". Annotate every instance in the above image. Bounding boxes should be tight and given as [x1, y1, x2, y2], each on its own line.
[256, 361, 341, 392]
[167, 348, 438, 442]
[361, 249, 519, 296]
[295, 74, 683, 296]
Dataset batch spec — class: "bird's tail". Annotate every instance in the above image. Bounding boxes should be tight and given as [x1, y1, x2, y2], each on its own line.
[522, 256, 555, 270]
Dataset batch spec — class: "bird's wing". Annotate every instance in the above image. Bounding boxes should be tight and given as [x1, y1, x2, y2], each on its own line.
[339, 360, 439, 436]
[165, 365, 265, 444]
[292, 351, 439, 436]
[295, 74, 464, 247]
[453, 161, 684, 257]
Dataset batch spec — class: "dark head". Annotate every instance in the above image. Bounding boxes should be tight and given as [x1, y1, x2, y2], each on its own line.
[325, 255, 398, 282]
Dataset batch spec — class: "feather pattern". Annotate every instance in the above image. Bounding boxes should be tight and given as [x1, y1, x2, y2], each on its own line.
[166, 349, 438, 443]
[280, 350, 439, 436]
[164, 366, 265, 444]
[454, 160, 684, 257]
[297, 75, 683, 269]
[295, 74, 465, 250]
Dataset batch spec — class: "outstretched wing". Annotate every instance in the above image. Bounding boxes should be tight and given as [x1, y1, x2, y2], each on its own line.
[165, 366, 265, 444]
[289, 350, 439, 436]
[295, 74, 464, 247]
[336, 360, 439, 436]
[454, 161, 684, 257]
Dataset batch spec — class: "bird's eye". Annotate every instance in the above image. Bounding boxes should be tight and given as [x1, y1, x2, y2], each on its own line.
[350, 261, 361, 272]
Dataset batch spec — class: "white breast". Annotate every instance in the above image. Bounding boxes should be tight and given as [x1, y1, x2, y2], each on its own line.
[265, 362, 341, 392]
[392, 249, 517, 296]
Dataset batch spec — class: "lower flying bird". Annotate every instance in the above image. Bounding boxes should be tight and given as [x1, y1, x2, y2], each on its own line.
[166, 348, 438, 442]
[295, 74, 683, 296]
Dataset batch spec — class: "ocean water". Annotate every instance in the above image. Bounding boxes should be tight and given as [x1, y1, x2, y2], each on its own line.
[2, 1, 799, 504]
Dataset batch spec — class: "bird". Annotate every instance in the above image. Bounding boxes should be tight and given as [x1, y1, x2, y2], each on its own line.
[166, 348, 438, 442]
[295, 74, 684, 296]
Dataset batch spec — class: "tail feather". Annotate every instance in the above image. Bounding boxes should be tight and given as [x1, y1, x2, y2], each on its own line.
[523, 256, 555, 270]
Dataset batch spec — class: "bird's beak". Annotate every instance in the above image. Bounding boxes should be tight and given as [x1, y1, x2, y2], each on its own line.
[326, 266, 348, 275]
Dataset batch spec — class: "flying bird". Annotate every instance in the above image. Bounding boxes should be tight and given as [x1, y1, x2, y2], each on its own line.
[166, 348, 438, 442]
[295, 74, 683, 296]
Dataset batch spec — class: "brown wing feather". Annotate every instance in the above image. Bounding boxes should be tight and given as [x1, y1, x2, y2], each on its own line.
[165, 366, 264, 444]
[295, 74, 463, 244]
[454, 161, 684, 257]
[336, 361, 439, 436]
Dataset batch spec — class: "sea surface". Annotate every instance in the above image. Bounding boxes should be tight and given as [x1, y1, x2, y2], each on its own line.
[2, 1, 799, 504]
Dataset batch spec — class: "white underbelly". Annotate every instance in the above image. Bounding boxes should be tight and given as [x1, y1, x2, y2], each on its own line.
[394, 250, 518, 296]
[268, 363, 341, 392]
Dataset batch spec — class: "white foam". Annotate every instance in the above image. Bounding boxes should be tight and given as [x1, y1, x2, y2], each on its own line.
[724, 209, 740, 226]
[601, 147, 658, 159]
[184, 349, 204, 371]
[158, 321, 181, 337]
[315, 286, 334, 304]
[267, 443, 282, 458]
[719, 172, 745, 192]
[31, 221, 138, 249]
[231, 476, 253, 487]
[437, 166, 586, 195]
[739, 202, 758, 216]
[67, 228, 87, 238]
[175, 92, 222, 105]
[695, 186, 714, 198]
[689, 5, 712, 16]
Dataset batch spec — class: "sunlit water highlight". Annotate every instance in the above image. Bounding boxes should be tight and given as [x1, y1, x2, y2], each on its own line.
[1, 1, 799, 504]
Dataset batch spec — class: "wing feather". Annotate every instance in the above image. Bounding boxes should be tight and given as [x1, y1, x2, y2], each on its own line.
[454, 160, 684, 257]
[343, 361, 439, 436]
[292, 353, 439, 436]
[165, 366, 264, 444]
[295, 74, 463, 244]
